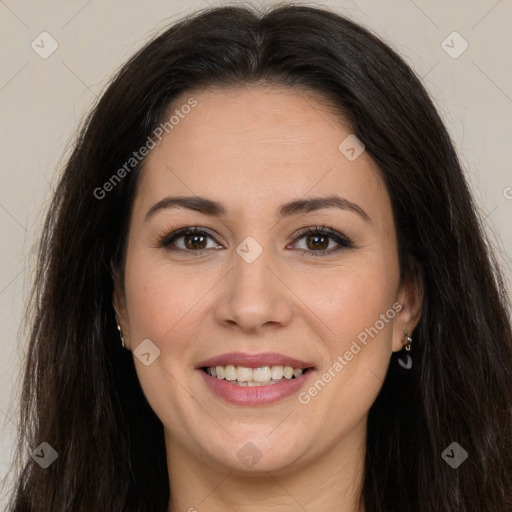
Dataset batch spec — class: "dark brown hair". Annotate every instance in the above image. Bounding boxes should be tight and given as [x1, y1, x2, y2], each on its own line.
[5, 4, 512, 511]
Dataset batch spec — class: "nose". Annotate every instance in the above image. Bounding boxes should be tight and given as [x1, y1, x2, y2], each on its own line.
[214, 243, 294, 333]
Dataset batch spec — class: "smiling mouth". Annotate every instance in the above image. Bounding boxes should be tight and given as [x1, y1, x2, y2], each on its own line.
[201, 365, 312, 386]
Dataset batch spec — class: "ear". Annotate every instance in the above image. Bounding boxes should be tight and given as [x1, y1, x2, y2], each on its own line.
[391, 263, 423, 353]
[112, 270, 130, 350]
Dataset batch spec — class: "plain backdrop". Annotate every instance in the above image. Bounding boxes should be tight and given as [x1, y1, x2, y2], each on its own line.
[1, 0, 511, 507]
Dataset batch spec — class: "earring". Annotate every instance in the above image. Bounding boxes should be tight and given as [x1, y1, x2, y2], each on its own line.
[403, 332, 413, 351]
[117, 324, 125, 349]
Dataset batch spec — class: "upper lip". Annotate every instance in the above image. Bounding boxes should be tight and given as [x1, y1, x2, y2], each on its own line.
[196, 352, 314, 370]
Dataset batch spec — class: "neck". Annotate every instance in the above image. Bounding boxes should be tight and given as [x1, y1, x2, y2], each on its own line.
[165, 419, 367, 512]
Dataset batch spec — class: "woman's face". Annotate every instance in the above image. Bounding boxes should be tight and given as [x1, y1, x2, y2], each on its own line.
[115, 85, 420, 475]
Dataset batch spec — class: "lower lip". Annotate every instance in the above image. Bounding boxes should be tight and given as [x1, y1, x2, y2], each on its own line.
[198, 369, 315, 406]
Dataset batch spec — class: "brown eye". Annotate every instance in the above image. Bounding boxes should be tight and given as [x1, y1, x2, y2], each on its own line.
[305, 233, 329, 251]
[291, 226, 353, 257]
[159, 227, 222, 253]
[183, 233, 208, 250]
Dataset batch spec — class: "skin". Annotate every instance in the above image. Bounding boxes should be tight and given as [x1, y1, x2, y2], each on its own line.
[114, 85, 422, 512]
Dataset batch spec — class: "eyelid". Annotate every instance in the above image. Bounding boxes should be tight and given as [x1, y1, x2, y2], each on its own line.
[157, 224, 353, 256]
[289, 224, 353, 257]
[157, 226, 223, 250]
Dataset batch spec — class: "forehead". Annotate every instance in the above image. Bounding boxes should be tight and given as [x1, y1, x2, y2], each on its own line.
[135, 85, 389, 221]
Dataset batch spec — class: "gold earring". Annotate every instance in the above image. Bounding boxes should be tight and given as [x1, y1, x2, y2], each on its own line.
[403, 332, 413, 351]
[117, 324, 125, 349]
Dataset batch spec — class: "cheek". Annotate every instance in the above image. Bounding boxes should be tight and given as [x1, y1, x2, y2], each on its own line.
[292, 260, 399, 429]
[299, 249, 400, 388]
[122, 247, 200, 366]
[122, 250, 203, 427]
[308, 257, 398, 338]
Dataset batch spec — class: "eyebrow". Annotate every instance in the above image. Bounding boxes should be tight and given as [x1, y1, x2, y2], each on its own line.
[144, 194, 370, 223]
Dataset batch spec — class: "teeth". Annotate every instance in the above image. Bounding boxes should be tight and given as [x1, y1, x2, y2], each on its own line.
[253, 366, 271, 382]
[215, 366, 225, 380]
[237, 366, 253, 382]
[271, 366, 284, 380]
[205, 365, 305, 384]
[224, 364, 237, 381]
[283, 366, 294, 379]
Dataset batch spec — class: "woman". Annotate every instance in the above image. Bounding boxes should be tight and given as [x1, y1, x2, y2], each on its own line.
[6, 4, 512, 511]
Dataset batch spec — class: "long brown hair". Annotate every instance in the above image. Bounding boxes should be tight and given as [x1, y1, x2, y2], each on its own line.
[5, 5, 512, 511]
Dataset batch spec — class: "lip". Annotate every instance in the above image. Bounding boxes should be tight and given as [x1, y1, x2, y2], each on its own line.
[198, 367, 316, 406]
[195, 352, 314, 370]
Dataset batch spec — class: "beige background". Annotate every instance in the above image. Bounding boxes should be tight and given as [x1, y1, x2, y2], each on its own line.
[1, 0, 511, 506]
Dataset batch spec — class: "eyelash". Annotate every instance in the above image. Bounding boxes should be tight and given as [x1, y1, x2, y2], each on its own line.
[157, 224, 353, 258]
